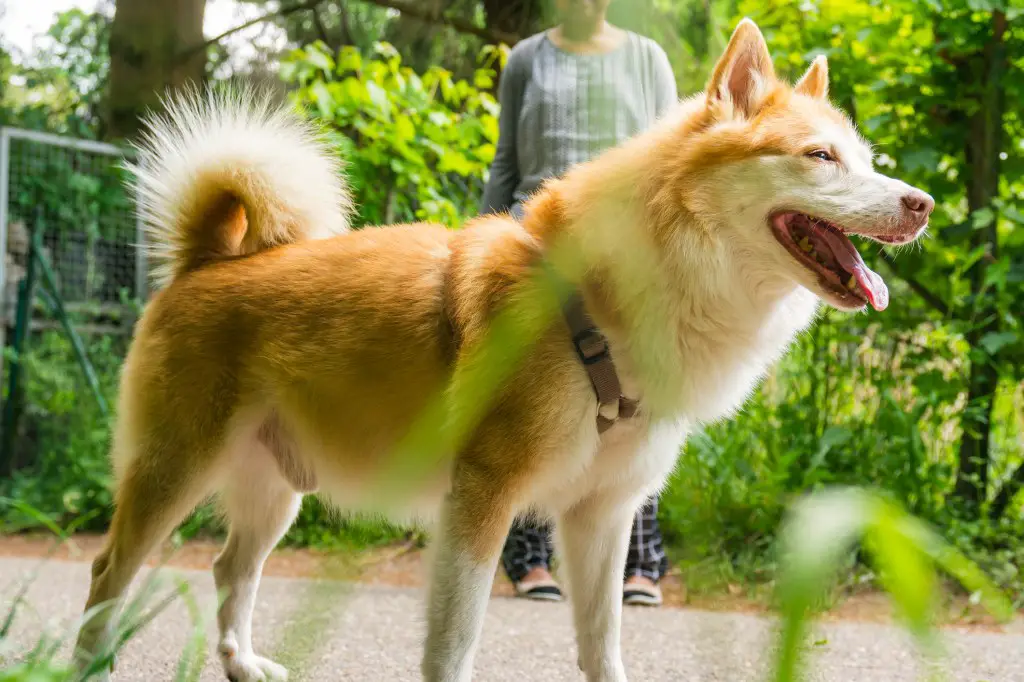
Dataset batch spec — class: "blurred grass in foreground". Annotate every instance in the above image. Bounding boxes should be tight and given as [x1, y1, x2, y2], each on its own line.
[773, 487, 1014, 682]
[0, 487, 1016, 681]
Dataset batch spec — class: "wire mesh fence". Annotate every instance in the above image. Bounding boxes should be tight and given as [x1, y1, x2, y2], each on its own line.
[0, 127, 145, 476]
[1, 128, 146, 330]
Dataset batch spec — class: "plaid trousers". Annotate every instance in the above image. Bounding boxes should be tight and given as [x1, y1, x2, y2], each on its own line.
[501, 497, 669, 584]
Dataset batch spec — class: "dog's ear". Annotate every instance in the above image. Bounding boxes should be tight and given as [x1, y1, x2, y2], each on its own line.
[795, 55, 829, 99]
[706, 18, 776, 118]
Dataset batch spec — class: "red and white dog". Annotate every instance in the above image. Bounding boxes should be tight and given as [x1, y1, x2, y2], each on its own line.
[75, 19, 931, 682]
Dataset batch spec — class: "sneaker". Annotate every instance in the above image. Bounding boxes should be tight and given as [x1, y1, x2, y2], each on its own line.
[623, 577, 662, 607]
[514, 579, 564, 601]
[513, 566, 563, 602]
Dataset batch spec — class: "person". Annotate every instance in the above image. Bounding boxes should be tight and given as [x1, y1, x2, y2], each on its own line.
[480, 0, 677, 607]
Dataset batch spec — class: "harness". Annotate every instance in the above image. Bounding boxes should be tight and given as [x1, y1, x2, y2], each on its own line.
[563, 292, 639, 433]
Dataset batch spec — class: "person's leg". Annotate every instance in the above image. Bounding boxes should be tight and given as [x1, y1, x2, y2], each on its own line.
[623, 496, 669, 606]
[502, 516, 562, 600]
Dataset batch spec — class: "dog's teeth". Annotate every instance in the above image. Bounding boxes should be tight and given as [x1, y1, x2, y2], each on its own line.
[846, 275, 857, 290]
[798, 237, 813, 252]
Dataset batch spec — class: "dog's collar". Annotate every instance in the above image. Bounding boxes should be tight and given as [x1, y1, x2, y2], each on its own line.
[563, 293, 639, 433]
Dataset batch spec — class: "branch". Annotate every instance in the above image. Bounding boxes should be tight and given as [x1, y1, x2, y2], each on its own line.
[311, 4, 332, 47]
[180, 0, 327, 60]
[351, 0, 519, 46]
[878, 251, 951, 316]
[180, 0, 519, 63]
[337, 0, 354, 46]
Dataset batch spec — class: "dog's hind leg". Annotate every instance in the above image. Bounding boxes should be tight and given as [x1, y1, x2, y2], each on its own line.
[421, 458, 518, 682]
[74, 431, 223, 677]
[213, 440, 301, 682]
[557, 492, 642, 682]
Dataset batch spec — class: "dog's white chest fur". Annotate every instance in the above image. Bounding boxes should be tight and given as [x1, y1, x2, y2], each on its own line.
[669, 286, 819, 422]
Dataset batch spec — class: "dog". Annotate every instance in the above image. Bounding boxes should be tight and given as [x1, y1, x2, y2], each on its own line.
[74, 18, 933, 682]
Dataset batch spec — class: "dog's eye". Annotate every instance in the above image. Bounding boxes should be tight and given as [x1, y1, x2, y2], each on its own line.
[808, 150, 835, 162]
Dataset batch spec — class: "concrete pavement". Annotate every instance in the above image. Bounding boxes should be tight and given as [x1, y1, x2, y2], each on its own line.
[1, 557, 1021, 681]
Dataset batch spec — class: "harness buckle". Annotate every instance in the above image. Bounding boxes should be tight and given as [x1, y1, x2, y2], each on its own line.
[573, 328, 609, 365]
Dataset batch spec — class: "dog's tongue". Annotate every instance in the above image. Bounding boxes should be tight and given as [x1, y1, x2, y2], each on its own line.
[819, 229, 889, 311]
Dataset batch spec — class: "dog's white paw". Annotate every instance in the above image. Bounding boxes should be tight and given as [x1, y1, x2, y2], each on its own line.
[222, 652, 288, 682]
[220, 636, 288, 682]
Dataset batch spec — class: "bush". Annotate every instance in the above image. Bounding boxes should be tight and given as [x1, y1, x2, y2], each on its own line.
[1, 331, 119, 533]
[281, 41, 502, 228]
[661, 311, 1024, 598]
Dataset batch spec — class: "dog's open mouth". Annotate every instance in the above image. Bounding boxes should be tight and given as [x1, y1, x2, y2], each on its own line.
[771, 212, 889, 311]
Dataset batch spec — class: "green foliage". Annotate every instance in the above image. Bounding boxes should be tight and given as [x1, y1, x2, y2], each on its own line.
[6, 142, 132, 242]
[1, 332, 119, 533]
[661, 313, 1024, 593]
[0, 5, 112, 137]
[281, 41, 502, 227]
[773, 487, 1013, 681]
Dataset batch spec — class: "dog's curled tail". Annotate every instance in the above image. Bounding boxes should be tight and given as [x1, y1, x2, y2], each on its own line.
[130, 87, 351, 288]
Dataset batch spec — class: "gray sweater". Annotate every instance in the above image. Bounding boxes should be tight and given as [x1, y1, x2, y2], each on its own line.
[481, 31, 678, 216]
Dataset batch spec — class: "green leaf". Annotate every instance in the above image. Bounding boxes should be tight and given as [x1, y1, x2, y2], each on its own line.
[395, 114, 415, 142]
[473, 69, 494, 89]
[774, 489, 873, 682]
[898, 516, 1014, 622]
[337, 46, 362, 73]
[820, 426, 852, 450]
[900, 148, 940, 173]
[773, 488, 1013, 681]
[978, 331, 1018, 355]
[304, 45, 335, 72]
[865, 504, 936, 641]
[373, 41, 399, 61]
[1001, 204, 1024, 225]
[310, 82, 334, 119]
[365, 81, 391, 117]
[972, 208, 995, 229]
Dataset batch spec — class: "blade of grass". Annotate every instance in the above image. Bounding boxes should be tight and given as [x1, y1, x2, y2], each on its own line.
[173, 576, 207, 682]
[864, 502, 940, 656]
[898, 515, 1015, 622]
[773, 487, 1015, 682]
[774, 488, 873, 682]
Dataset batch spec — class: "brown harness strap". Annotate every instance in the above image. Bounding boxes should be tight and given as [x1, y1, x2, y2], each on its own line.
[563, 293, 639, 433]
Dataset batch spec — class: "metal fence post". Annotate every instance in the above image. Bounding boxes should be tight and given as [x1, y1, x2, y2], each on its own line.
[0, 128, 11, 385]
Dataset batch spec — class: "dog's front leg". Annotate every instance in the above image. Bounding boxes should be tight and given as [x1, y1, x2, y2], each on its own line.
[422, 460, 516, 682]
[558, 493, 639, 682]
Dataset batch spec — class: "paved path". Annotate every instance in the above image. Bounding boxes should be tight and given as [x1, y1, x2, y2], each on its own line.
[1, 557, 1022, 681]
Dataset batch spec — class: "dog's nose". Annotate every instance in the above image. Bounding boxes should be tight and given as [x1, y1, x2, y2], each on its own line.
[901, 190, 935, 218]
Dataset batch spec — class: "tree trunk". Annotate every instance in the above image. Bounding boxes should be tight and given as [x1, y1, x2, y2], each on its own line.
[952, 10, 1007, 511]
[480, 0, 546, 39]
[954, 360, 999, 507]
[104, 0, 207, 141]
[384, 0, 453, 73]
